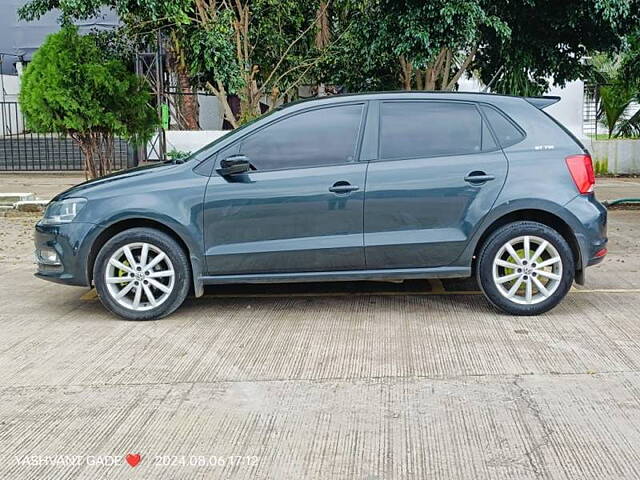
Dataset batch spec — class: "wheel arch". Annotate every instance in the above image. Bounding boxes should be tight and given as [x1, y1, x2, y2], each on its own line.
[470, 208, 582, 277]
[87, 218, 201, 294]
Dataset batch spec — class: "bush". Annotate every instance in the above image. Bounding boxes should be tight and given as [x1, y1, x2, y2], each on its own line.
[19, 26, 158, 178]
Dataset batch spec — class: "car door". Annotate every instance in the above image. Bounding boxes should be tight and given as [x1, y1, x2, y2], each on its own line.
[363, 100, 509, 269]
[203, 102, 368, 275]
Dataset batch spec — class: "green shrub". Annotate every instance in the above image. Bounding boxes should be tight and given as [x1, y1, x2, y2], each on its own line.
[167, 149, 192, 161]
[19, 26, 158, 178]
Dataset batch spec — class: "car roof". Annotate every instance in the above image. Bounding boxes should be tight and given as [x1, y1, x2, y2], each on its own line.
[278, 91, 559, 112]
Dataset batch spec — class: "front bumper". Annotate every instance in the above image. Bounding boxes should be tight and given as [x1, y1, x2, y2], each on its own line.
[34, 221, 97, 286]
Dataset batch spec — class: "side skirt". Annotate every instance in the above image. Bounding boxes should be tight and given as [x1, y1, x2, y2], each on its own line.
[200, 266, 471, 285]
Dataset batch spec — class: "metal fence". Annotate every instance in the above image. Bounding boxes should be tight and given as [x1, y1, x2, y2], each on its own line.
[583, 83, 599, 138]
[0, 101, 134, 171]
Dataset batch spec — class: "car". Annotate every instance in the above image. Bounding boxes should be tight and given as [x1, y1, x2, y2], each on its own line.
[34, 92, 607, 320]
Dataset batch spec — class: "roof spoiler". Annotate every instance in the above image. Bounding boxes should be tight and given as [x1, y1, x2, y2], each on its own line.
[525, 96, 561, 109]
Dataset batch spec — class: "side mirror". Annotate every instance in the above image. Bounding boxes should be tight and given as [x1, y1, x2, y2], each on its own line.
[217, 155, 251, 176]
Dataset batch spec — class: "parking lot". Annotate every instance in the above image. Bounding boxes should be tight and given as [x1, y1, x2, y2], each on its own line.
[0, 175, 639, 479]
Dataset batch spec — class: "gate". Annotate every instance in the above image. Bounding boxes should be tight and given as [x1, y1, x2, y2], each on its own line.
[0, 101, 133, 171]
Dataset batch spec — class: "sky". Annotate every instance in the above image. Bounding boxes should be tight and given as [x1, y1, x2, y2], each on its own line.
[0, 0, 118, 75]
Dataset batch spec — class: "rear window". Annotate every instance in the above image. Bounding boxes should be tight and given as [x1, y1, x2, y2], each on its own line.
[380, 101, 493, 160]
[480, 105, 525, 148]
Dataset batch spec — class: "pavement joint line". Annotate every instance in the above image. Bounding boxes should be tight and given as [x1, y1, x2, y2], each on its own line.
[2, 369, 639, 392]
[79, 287, 640, 301]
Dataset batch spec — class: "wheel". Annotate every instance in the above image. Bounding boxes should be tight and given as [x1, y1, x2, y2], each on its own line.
[476, 221, 574, 315]
[93, 228, 191, 320]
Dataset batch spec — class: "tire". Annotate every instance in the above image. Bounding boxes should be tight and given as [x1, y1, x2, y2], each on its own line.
[93, 228, 191, 320]
[476, 221, 574, 316]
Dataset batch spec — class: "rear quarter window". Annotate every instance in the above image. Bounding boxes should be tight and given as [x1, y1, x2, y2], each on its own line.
[480, 105, 525, 148]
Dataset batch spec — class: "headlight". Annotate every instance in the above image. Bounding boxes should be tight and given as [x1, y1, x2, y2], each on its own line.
[41, 198, 87, 224]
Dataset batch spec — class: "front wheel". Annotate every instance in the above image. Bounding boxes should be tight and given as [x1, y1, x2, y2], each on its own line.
[93, 228, 191, 320]
[476, 221, 575, 315]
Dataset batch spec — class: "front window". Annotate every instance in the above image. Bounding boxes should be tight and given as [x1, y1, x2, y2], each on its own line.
[240, 104, 365, 171]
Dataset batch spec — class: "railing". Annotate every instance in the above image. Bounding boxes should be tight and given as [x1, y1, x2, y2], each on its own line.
[0, 101, 134, 171]
[583, 83, 599, 138]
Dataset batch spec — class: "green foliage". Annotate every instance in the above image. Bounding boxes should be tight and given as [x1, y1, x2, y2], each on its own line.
[18, 0, 107, 22]
[17, 0, 640, 107]
[317, 1, 403, 91]
[166, 149, 191, 160]
[18, 0, 192, 24]
[91, 27, 137, 68]
[249, 0, 319, 93]
[20, 25, 157, 149]
[593, 158, 609, 175]
[183, 9, 243, 94]
[620, 31, 640, 91]
[589, 53, 640, 138]
[489, 68, 547, 97]
[322, 0, 640, 94]
[476, 0, 640, 95]
[381, 0, 509, 70]
[319, 0, 510, 91]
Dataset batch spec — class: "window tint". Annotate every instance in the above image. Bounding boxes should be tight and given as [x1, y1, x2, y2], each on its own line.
[482, 117, 498, 151]
[240, 104, 363, 170]
[380, 101, 488, 159]
[480, 105, 525, 148]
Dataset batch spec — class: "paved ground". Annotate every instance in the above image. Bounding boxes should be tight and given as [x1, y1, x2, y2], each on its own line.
[0, 174, 639, 479]
[0, 172, 86, 200]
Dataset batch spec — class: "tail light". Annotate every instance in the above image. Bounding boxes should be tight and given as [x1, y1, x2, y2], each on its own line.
[565, 154, 595, 194]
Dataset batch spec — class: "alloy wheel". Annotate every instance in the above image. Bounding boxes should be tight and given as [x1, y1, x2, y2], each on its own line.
[104, 242, 175, 311]
[491, 235, 563, 305]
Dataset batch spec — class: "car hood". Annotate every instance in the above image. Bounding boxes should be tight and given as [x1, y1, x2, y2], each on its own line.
[53, 162, 181, 201]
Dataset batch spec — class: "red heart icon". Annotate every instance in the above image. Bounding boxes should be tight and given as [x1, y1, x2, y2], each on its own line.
[125, 453, 141, 467]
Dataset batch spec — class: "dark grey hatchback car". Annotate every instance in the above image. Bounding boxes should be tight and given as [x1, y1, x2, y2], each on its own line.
[34, 92, 607, 320]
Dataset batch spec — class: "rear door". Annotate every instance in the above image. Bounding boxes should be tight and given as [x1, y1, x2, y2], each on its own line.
[363, 100, 509, 269]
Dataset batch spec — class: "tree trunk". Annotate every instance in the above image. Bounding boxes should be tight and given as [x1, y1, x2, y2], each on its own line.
[206, 80, 239, 129]
[71, 130, 115, 180]
[166, 41, 200, 130]
[176, 67, 200, 130]
[399, 56, 413, 90]
[240, 73, 262, 124]
[416, 71, 424, 90]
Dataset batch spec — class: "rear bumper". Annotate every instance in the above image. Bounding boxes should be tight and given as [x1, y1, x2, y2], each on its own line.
[587, 247, 608, 266]
[34, 221, 97, 287]
[564, 194, 607, 270]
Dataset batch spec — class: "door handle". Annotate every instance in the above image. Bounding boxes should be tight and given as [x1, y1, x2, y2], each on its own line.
[329, 182, 359, 194]
[464, 171, 495, 184]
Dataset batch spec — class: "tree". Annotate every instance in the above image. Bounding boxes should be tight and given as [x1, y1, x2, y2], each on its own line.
[18, 0, 328, 127]
[319, 0, 509, 92]
[19, 0, 203, 130]
[475, 0, 640, 95]
[190, 0, 331, 126]
[19, 27, 158, 178]
[320, 0, 639, 95]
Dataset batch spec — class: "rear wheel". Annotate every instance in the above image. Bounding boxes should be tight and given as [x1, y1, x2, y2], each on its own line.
[93, 228, 190, 320]
[476, 221, 574, 315]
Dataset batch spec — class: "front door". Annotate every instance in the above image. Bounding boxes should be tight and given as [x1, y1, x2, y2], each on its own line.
[203, 103, 367, 275]
[364, 100, 509, 269]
